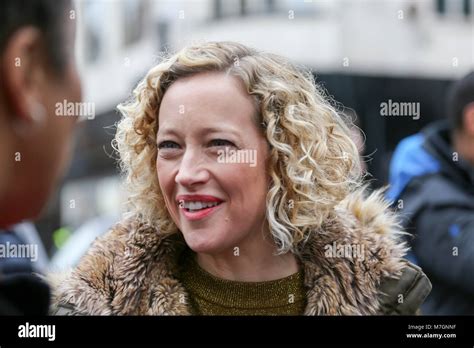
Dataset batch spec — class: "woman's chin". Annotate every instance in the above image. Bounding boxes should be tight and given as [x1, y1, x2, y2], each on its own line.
[187, 241, 220, 254]
[183, 235, 228, 255]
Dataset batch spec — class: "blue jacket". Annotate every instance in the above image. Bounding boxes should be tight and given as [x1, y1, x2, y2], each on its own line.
[388, 121, 474, 315]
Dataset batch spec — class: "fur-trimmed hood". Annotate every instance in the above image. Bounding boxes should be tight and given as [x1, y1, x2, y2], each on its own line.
[49, 189, 431, 315]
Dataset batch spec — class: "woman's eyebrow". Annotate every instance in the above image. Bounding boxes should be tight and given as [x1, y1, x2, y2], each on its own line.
[157, 126, 242, 138]
[199, 126, 241, 137]
[157, 127, 179, 137]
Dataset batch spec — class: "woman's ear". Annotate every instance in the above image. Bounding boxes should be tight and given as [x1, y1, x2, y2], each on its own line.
[0, 27, 47, 127]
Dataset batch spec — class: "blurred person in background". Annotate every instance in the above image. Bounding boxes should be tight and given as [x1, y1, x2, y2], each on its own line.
[0, 0, 82, 314]
[51, 41, 430, 316]
[388, 72, 474, 315]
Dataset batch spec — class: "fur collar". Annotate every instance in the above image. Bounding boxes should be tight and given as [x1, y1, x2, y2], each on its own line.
[49, 189, 411, 315]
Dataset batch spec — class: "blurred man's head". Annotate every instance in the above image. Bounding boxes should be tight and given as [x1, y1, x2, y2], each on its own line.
[448, 72, 474, 166]
[0, 0, 82, 228]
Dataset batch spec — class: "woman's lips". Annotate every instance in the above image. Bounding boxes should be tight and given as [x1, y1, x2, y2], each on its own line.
[180, 202, 224, 221]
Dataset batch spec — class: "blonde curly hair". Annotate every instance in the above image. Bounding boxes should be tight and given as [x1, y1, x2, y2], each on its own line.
[115, 41, 362, 254]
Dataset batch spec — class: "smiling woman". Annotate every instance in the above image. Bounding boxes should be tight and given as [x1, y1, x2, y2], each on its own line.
[49, 41, 431, 316]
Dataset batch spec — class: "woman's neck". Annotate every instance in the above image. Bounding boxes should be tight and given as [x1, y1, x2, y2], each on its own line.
[195, 239, 300, 282]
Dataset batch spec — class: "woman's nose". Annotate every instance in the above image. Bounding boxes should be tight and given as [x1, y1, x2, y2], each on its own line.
[175, 149, 210, 187]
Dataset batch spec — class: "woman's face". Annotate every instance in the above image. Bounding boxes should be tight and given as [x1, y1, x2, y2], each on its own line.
[156, 72, 270, 254]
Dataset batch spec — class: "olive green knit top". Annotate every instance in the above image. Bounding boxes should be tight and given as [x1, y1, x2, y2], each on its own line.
[179, 250, 306, 315]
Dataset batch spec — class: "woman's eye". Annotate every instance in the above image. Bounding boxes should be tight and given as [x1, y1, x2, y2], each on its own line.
[157, 141, 179, 149]
[210, 139, 235, 147]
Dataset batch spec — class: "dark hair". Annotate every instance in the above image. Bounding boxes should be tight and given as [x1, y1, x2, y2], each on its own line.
[447, 71, 474, 131]
[0, 0, 72, 73]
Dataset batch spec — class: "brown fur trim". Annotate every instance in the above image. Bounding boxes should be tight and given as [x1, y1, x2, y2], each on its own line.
[50, 188, 412, 315]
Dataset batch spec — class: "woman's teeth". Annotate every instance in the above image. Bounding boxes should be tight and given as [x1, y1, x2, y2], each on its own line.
[183, 201, 220, 211]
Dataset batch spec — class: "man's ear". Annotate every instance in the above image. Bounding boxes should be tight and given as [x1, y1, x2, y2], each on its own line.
[463, 102, 474, 137]
[0, 27, 46, 125]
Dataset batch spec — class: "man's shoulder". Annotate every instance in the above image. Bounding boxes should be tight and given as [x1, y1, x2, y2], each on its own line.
[0, 273, 51, 315]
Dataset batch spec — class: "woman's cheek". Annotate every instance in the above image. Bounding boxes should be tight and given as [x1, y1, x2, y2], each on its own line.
[157, 165, 176, 216]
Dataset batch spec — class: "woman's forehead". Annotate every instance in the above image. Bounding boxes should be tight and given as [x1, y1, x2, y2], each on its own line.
[158, 74, 256, 127]
[162, 72, 247, 104]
